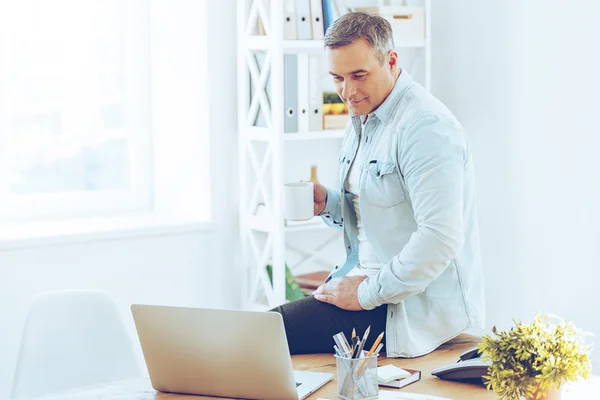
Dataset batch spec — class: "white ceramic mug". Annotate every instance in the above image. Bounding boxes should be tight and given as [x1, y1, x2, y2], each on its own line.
[284, 182, 314, 221]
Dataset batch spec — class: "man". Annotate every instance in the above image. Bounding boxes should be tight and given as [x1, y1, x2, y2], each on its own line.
[272, 12, 485, 358]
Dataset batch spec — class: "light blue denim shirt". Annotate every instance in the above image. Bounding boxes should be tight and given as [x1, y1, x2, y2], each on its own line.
[320, 70, 485, 358]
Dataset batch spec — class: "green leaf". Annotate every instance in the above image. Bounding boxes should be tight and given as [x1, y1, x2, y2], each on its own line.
[265, 264, 306, 302]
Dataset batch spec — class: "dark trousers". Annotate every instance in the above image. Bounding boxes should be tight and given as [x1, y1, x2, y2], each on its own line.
[271, 296, 388, 355]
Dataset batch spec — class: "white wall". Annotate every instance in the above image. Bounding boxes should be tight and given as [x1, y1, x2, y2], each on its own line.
[431, 0, 600, 370]
[0, 2, 239, 399]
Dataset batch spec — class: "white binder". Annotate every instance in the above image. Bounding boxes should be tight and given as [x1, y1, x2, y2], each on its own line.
[297, 53, 310, 134]
[310, 0, 324, 40]
[295, 0, 312, 40]
[283, 0, 297, 40]
[284, 54, 298, 133]
[308, 55, 323, 132]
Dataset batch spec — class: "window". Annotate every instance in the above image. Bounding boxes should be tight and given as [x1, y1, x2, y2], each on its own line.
[0, 0, 152, 220]
[0, 1, 211, 232]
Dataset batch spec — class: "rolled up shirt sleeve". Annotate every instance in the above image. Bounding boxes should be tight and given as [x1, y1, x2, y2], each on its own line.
[320, 186, 344, 231]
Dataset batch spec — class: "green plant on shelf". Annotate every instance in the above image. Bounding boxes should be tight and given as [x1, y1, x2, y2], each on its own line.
[323, 92, 348, 116]
[323, 91, 343, 104]
[265, 263, 305, 302]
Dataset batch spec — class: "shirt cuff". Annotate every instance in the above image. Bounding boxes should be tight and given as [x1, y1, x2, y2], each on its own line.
[321, 186, 341, 216]
[357, 277, 383, 310]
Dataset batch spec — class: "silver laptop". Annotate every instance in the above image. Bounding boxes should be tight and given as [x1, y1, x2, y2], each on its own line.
[131, 304, 332, 400]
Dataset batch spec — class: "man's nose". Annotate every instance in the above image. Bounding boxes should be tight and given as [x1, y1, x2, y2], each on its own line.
[341, 80, 357, 99]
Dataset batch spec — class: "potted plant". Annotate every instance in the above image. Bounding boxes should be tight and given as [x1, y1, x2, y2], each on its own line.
[478, 314, 592, 400]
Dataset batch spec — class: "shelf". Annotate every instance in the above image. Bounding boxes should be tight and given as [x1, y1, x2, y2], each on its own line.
[246, 129, 345, 141]
[284, 130, 345, 140]
[285, 217, 330, 232]
[249, 215, 330, 233]
[239, 0, 432, 309]
[246, 36, 425, 52]
[244, 128, 345, 141]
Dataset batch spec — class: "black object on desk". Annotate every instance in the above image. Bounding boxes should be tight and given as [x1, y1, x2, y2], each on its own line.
[431, 346, 490, 384]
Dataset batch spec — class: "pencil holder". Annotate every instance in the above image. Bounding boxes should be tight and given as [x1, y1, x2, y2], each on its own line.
[335, 353, 379, 400]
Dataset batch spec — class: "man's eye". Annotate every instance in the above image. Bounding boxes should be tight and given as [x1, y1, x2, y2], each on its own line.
[354, 74, 366, 79]
[333, 76, 343, 82]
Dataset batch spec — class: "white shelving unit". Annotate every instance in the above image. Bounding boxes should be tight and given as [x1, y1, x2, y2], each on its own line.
[237, 0, 431, 309]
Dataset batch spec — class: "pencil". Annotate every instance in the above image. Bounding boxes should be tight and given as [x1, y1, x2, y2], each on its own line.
[361, 326, 370, 344]
[357, 331, 385, 376]
[366, 331, 384, 357]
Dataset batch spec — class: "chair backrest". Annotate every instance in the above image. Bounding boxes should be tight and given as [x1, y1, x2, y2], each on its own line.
[11, 289, 142, 398]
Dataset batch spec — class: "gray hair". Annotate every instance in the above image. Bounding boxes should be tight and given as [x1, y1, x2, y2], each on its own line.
[324, 12, 395, 64]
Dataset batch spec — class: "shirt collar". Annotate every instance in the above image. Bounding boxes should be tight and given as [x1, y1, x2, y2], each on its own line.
[350, 69, 412, 133]
[371, 69, 411, 123]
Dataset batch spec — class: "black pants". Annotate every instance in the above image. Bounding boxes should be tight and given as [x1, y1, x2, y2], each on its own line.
[271, 296, 388, 355]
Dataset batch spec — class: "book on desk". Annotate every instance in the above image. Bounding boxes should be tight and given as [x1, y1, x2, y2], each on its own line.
[378, 367, 421, 389]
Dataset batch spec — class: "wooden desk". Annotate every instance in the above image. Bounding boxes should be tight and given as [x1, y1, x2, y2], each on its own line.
[295, 334, 493, 399]
[19, 334, 598, 400]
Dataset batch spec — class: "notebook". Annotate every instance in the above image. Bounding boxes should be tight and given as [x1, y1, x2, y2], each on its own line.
[378, 367, 421, 389]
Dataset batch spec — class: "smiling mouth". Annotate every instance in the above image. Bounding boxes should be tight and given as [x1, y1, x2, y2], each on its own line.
[349, 98, 366, 106]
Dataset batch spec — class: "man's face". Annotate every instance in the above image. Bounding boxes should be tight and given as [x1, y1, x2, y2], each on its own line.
[327, 38, 397, 116]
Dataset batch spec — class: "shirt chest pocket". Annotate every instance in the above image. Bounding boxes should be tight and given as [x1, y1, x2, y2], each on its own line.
[362, 160, 406, 207]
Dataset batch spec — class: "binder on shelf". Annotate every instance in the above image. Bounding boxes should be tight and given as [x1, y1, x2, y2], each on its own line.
[284, 0, 297, 40]
[295, 0, 312, 40]
[308, 55, 323, 131]
[284, 54, 298, 133]
[310, 0, 324, 40]
[321, 0, 335, 34]
[297, 53, 310, 134]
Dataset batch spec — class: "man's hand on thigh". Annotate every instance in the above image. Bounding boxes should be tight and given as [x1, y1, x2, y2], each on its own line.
[313, 275, 368, 311]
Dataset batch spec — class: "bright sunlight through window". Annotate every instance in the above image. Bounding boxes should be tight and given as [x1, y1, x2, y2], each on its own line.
[0, 0, 151, 220]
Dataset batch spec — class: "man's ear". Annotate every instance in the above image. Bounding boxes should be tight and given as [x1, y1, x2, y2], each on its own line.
[388, 50, 399, 70]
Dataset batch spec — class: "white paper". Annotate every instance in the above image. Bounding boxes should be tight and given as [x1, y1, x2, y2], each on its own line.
[377, 364, 411, 383]
[379, 390, 453, 400]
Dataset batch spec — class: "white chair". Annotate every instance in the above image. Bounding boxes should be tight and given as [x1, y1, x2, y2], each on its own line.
[11, 289, 142, 398]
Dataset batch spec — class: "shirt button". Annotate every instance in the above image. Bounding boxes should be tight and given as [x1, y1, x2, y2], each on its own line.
[347, 159, 350, 164]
